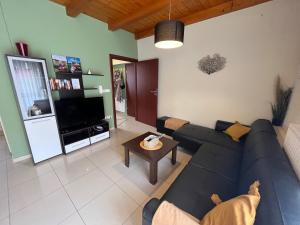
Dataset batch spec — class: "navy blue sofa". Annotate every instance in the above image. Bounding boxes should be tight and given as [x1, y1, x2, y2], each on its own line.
[143, 118, 300, 225]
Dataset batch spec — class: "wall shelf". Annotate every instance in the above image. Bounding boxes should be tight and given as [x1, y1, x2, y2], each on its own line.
[83, 73, 104, 77]
[55, 72, 82, 76]
[84, 88, 98, 90]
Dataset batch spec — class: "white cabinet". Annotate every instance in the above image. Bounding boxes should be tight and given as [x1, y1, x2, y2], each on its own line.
[90, 131, 110, 144]
[64, 138, 90, 153]
[24, 117, 62, 163]
[284, 123, 300, 180]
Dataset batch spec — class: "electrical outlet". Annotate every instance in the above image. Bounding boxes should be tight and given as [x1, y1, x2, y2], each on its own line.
[105, 115, 112, 120]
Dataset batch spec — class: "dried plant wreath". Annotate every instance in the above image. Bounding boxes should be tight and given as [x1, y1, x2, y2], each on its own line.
[198, 54, 226, 75]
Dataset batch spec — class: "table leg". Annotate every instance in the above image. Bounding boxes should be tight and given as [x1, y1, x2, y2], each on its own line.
[150, 161, 158, 185]
[171, 147, 177, 165]
[125, 147, 129, 167]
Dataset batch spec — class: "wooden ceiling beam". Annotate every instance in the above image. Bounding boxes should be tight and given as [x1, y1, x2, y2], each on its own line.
[108, 0, 170, 31]
[135, 0, 271, 39]
[66, 0, 93, 17]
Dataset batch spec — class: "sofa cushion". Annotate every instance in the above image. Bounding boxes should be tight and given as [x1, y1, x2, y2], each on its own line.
[250, 119, 276, 136]
[241, 132, 285, 173]
[190, 143, 242, 183]
[238, 158, 300, 225]
[173, 124, 243, 152]
[161, 163, 237, 219]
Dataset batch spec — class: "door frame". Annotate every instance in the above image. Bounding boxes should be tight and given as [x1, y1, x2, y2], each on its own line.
[109, 54, 138, 128]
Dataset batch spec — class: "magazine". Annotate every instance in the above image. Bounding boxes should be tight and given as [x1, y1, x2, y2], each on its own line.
[52, 54, 68, 73]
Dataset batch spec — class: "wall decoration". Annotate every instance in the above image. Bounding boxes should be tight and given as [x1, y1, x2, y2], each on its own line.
[198, 54, 226, 75]
[66, 56, 82, 73]
[71, 78, 81, 90]
[52, 54, 68, 73]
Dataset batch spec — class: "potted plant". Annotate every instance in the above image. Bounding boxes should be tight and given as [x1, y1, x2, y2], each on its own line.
[271, 76, 293, 126]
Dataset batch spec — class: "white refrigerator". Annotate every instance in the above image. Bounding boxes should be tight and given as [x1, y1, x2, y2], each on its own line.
[6, 55, 62, 163]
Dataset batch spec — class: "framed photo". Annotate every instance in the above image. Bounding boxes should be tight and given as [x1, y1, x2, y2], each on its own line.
[71, 78, 81, 90]
[52, 54, 68, 73]
[66, 56, 82, 73]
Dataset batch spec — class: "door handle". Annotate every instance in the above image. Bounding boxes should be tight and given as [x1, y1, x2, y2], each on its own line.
[150, 90, 158, 94]
[150, 90, 158, 95]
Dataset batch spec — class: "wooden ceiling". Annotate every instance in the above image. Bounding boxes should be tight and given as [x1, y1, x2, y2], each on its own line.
[52, 0, 271, 39]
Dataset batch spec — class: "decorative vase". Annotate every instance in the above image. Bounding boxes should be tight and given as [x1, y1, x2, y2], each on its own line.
[272, 118, 282, 126]
[16, 42, 28, 56]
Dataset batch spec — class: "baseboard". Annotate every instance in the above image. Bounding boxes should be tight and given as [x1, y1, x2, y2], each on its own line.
[13, 154, 32, 163]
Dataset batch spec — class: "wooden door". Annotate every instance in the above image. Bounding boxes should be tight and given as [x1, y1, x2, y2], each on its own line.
[125, 63, 136, 117]
[136, 59, 158, 127]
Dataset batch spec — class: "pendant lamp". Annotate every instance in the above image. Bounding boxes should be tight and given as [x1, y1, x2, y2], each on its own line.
[154, 0, 184, 49]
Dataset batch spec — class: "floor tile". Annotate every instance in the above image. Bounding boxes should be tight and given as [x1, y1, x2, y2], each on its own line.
[65, 169, 113, 209]
[116, 161, 167, 205]
[49, 151, 86, 169]
[123, 206, 143, 225]
[10, 189, 75, 225]
[0, 116, 188, 225]
[9, 172, 62, 214]
[0, 161, 8, 200]
[0, 217, 9, 225]
[0, 196, 9, 221]
[53, 157, 96, 185]
[100, 155, 142, 182]
[79, 185, 138, 225]
[87, 147, 123, 168]
[7, 159, 52, 188]
[59, 212, 85, 225]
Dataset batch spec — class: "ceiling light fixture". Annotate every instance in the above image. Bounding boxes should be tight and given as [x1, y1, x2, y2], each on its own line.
[154, 0, 185, 49]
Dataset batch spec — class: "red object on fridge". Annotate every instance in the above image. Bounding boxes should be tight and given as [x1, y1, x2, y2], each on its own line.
[16, 42, 28, 56]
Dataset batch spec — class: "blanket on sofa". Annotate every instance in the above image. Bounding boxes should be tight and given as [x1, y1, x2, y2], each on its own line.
[165, 118, 189, 130]
[152, 201, 199, 225]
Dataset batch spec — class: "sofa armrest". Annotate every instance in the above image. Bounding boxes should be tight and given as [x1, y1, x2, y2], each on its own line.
[215, 120, 235, 132]
[142, 198, 161, 225]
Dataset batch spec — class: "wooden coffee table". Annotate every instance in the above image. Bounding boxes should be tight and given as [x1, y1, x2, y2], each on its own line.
[122, 132, 179, 185]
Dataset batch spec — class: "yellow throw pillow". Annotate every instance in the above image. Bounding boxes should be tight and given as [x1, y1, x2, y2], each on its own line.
[224, 122, 251, 142]
[201, 181, 261, 225]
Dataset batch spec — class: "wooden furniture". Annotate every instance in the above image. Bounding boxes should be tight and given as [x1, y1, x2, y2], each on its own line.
[52, 0, 270, 39]
[136, 59, 158, 127]
[122, 132, 179, 185]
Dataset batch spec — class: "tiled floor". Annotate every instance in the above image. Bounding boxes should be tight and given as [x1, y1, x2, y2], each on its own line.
[116, 111, 127, 127]
[0, 117, 191, 225]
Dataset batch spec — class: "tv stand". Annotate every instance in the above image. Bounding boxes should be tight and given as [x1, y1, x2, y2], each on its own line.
[60, 120, 110, 154]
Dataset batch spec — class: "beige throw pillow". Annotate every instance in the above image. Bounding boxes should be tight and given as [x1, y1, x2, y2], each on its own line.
[152, 201, 199, 225]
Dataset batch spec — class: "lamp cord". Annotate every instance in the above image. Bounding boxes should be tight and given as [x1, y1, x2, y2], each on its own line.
[168, 0, 172, 20]
[0, 1, 14, 50]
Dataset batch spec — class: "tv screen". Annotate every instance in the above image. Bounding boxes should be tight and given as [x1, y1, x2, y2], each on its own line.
[55, 97, 105, 130]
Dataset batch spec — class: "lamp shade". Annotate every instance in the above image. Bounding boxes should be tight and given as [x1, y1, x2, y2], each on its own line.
[154, 20, 184, 49]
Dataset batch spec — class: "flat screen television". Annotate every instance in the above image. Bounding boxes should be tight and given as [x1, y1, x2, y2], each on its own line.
[55, 97, 105, 131]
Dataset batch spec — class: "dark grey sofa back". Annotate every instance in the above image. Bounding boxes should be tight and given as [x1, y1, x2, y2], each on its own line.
[239, 119, 300, 225]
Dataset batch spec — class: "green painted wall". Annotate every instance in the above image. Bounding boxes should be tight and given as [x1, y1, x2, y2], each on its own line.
[0, 0, 137, 159]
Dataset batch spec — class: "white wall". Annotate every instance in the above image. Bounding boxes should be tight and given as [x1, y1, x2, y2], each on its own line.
[138, 0, 300, 128]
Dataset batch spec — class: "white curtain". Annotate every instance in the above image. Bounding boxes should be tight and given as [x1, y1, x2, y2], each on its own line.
[12, 60, 48, 117]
